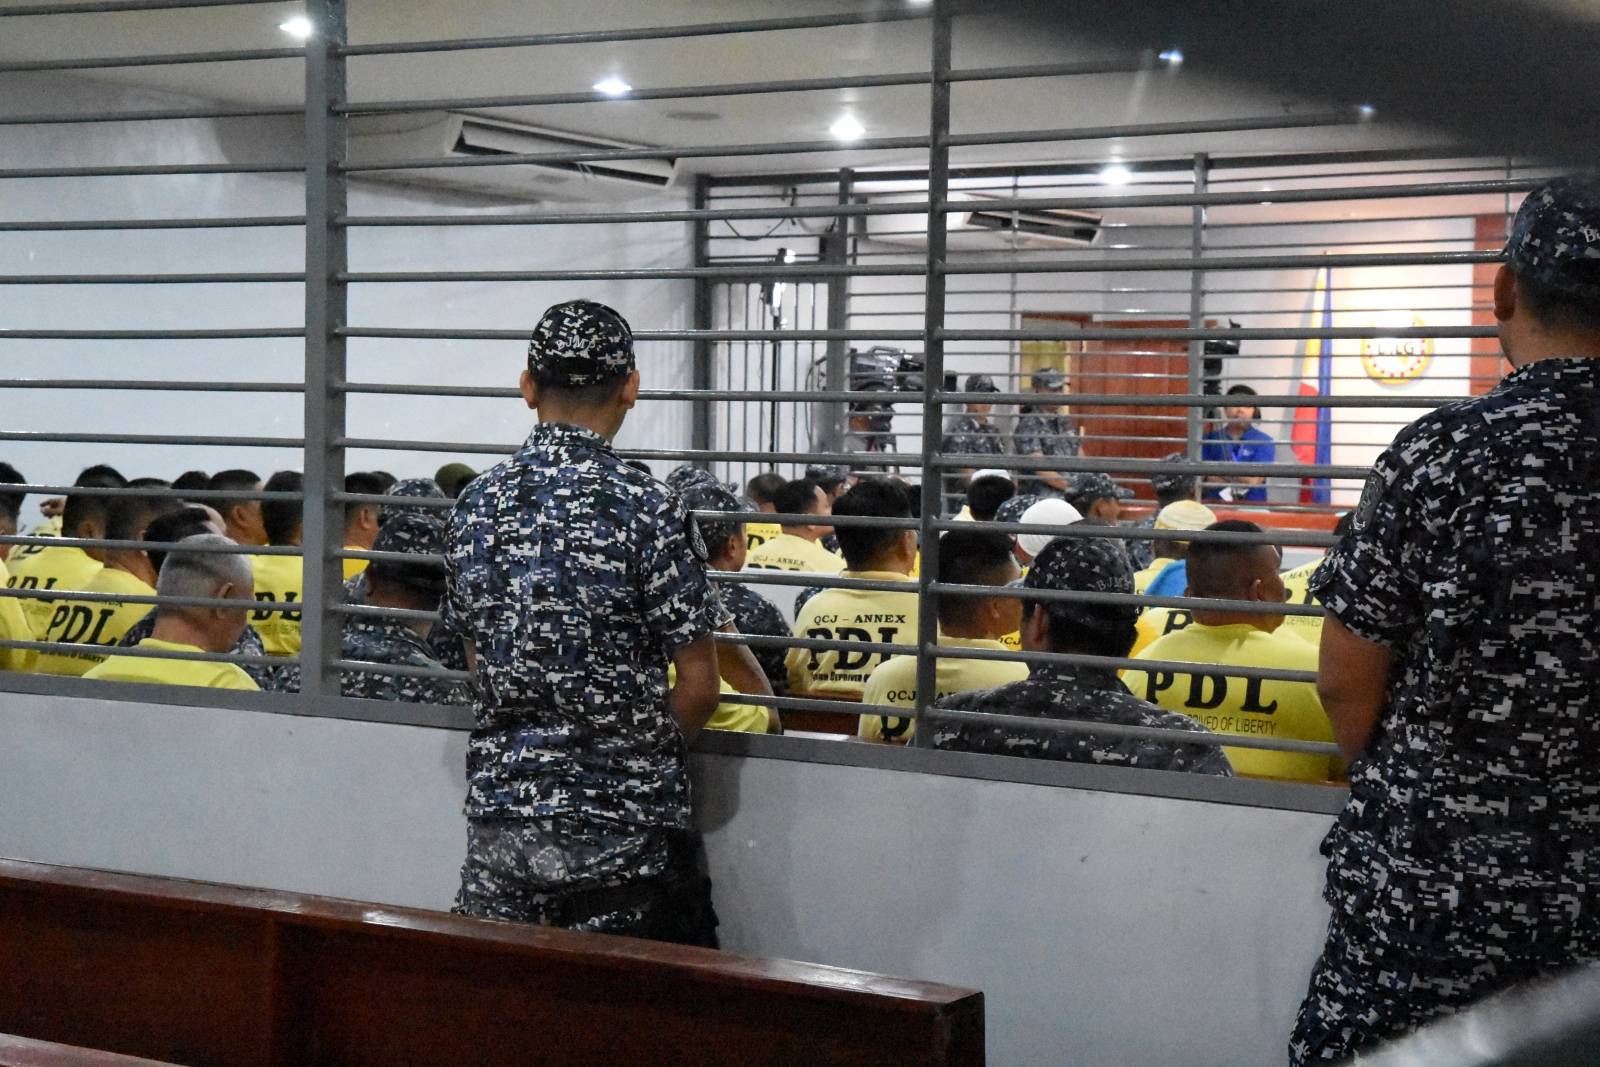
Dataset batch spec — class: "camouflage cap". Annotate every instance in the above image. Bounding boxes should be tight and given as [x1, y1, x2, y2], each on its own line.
[1150, 452, 1197, 498]
[994, 493, 1040, 525]
[1032, 368, 1066, 390]
[679, 481, 744, 555]
[526, 299, 635, 387]
[965, 373, 1000, 393]
[369, 509, 447, 594]
[805, 464, 850, 491]
[1025, 531, 1139, 628]
[1068, 472, 1134, 505]
[379, 477, 446, 527]
[666, 465, 738, 497]
[1505, 175, 1600, 308]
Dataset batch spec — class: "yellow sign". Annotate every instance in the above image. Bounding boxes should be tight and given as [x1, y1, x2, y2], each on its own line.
[1361, 315, 1434, 384]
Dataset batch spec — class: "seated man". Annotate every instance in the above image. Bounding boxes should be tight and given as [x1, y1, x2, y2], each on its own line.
[1275, 512, 1351, 646]
[33, 487, 177, 676]
[1014, 497, 1082, 568]
[250, 470, 305, 658]
[339, 510, 469, 706]
[0, 461, 24, 564]
[682, 481, 791, 703]
[84, 533, 258, 690]
[787, 479, 918, 700]
[207, 469, 268, 547]
[859, 529, 1026, 743]
[1126, 452, 1201, 569]
[959, 470, 1015, 523]
[931, 535, 1232, 775]
[743, 471, 785, 553]
[1132, 500, 1217, 597]
[6, 464, 126, 635]
[1122, 520, 1340, 782]
[341, 471, 388, 580]
[745, 478, 845, 574]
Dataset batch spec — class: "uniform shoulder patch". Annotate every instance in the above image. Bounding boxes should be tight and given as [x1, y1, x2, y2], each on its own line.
[1353, 469, 1385, 533]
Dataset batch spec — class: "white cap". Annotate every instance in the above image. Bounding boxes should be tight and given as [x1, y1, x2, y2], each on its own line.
[1017, 498, 1083, 560]
[968, 468, 1011, 484]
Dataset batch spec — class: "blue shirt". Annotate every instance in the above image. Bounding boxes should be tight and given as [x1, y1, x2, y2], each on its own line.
[1201, 427, 1276, 503]
[1144, 559, 1189, 598]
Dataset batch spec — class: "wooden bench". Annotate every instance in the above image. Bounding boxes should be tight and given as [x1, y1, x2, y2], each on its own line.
[0, 858, 983, 1066]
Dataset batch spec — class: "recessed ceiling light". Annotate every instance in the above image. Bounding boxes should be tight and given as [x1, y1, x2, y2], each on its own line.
[1158, 49, 1183, 65]
[1357, 103, 1376, 118]
[1100, 163, 1133, 186]
[593, 77, 633, 97]
[830, 114, 866, 141]
[278, 15, 313, 40]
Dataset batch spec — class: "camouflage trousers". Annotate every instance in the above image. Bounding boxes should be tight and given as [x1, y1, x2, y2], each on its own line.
[453, 816, 719, 949]
[1288, 907, 1592, 1064]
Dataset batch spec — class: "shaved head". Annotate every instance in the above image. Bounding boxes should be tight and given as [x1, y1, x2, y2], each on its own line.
[1186, 521, 1286, 630]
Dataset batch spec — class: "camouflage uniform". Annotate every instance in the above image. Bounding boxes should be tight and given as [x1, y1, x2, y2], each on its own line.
[940, 416, 1004, 462]
[1013, 369, 1082, 499]
[445, 300, 718, 946]
[930, 534, 1232, 776]
[1290, 176, 1600, 1063]
[339, 510, 468, 706]
[1125, 453, 1195, 571]
[380, 476, 448, 527]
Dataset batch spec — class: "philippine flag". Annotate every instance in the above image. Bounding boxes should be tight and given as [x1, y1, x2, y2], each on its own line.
[1291, 268, 1334, 505]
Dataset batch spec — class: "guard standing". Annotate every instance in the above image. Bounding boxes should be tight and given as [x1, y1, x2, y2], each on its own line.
[1290, 175, 1600, 1062]
[1013, 368, 1082, 498]
[444, 299, 724, 946]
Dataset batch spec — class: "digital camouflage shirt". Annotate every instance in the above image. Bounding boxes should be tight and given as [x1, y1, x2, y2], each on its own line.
[442, 422, 712, 829]
[931, 662, 1234, 775]
[1013, 408, 1082, 497]
[339, 615, 469, 706]
[718, 580, 791, 696]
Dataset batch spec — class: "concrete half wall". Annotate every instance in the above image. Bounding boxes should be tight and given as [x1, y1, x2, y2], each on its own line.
[0, 692, 1336, 1065]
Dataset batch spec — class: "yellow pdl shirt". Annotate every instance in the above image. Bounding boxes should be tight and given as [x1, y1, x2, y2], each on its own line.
[786, 571, 919, 699]
[250, 552, 304, 656]
[745, 533, 845, 575]
[745, 521, 781, 554]
[1279, 559, 1326, 644]
[1122, 622, 1338, 783]
[858, 636, 1029, 743]
[0, 558, 37, 672]
[31, 567, 156, 677]
[5, 544, 104, 637]
[343, 547, 369, 581]
[82, 637, 259, 691]
[667, 663, 771, 734]
[6, 516, 63, 564]
[1129, 605, 1194, 658]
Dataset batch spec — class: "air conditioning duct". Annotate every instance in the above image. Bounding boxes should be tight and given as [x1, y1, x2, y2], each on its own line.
[346, 113, 679, 201]
[862, 192, 1102, 249]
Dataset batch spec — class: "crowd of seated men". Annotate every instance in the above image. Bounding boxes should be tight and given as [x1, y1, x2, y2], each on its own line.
[1, 453, 1342, 780]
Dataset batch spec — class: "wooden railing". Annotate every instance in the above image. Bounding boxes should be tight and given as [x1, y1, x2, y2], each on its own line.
[0, 858, 983, 1066]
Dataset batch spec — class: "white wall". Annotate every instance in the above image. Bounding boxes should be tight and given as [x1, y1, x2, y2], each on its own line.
[0, 72, 695, 525]
[0, 690, 1337, 1067]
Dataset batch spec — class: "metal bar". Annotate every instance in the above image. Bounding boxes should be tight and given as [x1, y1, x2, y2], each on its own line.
[690, 174, 715, 456]
[951, 176, 1542, 214]
[336, 10, 932, 56]
[0, 638, 284, 670]
[925, 707, 1338, 756]
[0, 483, 302, 502]
[338, 134, 929, 175]
[0, 272, 304, 283]
[0, 586, 302, 613]
[339, 200, 935, 228]
[940, 250, 1502, 276]
[819, 167, 853, 455]
[913, 0, 952, 751]
[300, 0, 348, 708]
[941, 109, 1363, 149]
[1187, 151, 1209, 462]
[0, 47, 305, 75]
[0, 162, 304, 180]
[339, 327, 923, 341]
[0, 216, 305, 231]
[0, 430, 301, 446]
[0, 0, 288, 15]
[333, 60, 1139, 117]
[0, 329, 304, 339]
[0, 103, 304, 127]
[0, 379, 304, 392]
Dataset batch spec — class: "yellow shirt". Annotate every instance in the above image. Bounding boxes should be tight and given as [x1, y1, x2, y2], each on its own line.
[250, 552, 304, 656]
[1129, 606, 1195, 658]
[786, 571, 919, 699]
[31, 567, 156, 677]
[1278, 559, 1326, 644]
[668, 663, 772, 734]
[745, 521, 782, 554]
[0, 558, 37, 672]
[6, 515, 62, 564]
[5, 544, 104, 637]
[858, 636, 1029, 743]
[1122, 622, 1338, 783]
[745, 533, 845, 575]
[343, 547, 369, 581]
[82, 637, 259, 691]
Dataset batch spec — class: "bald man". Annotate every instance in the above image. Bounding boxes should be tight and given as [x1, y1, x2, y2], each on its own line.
[1123, 520, 1339, 783]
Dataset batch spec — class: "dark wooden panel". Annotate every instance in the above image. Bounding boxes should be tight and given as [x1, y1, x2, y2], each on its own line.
[0, 859, 984, 1067]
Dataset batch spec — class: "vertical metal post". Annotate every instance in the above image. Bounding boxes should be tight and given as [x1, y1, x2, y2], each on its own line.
[819, 167, 854, 454]
[912, 0, 952, 748]
[691, 174, 715, 460]
[1185, 152, 1209, 462]
[300, 0, 348, 707]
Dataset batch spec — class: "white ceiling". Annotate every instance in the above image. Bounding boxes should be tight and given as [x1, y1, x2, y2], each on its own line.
[0, 0, 1469, 178]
